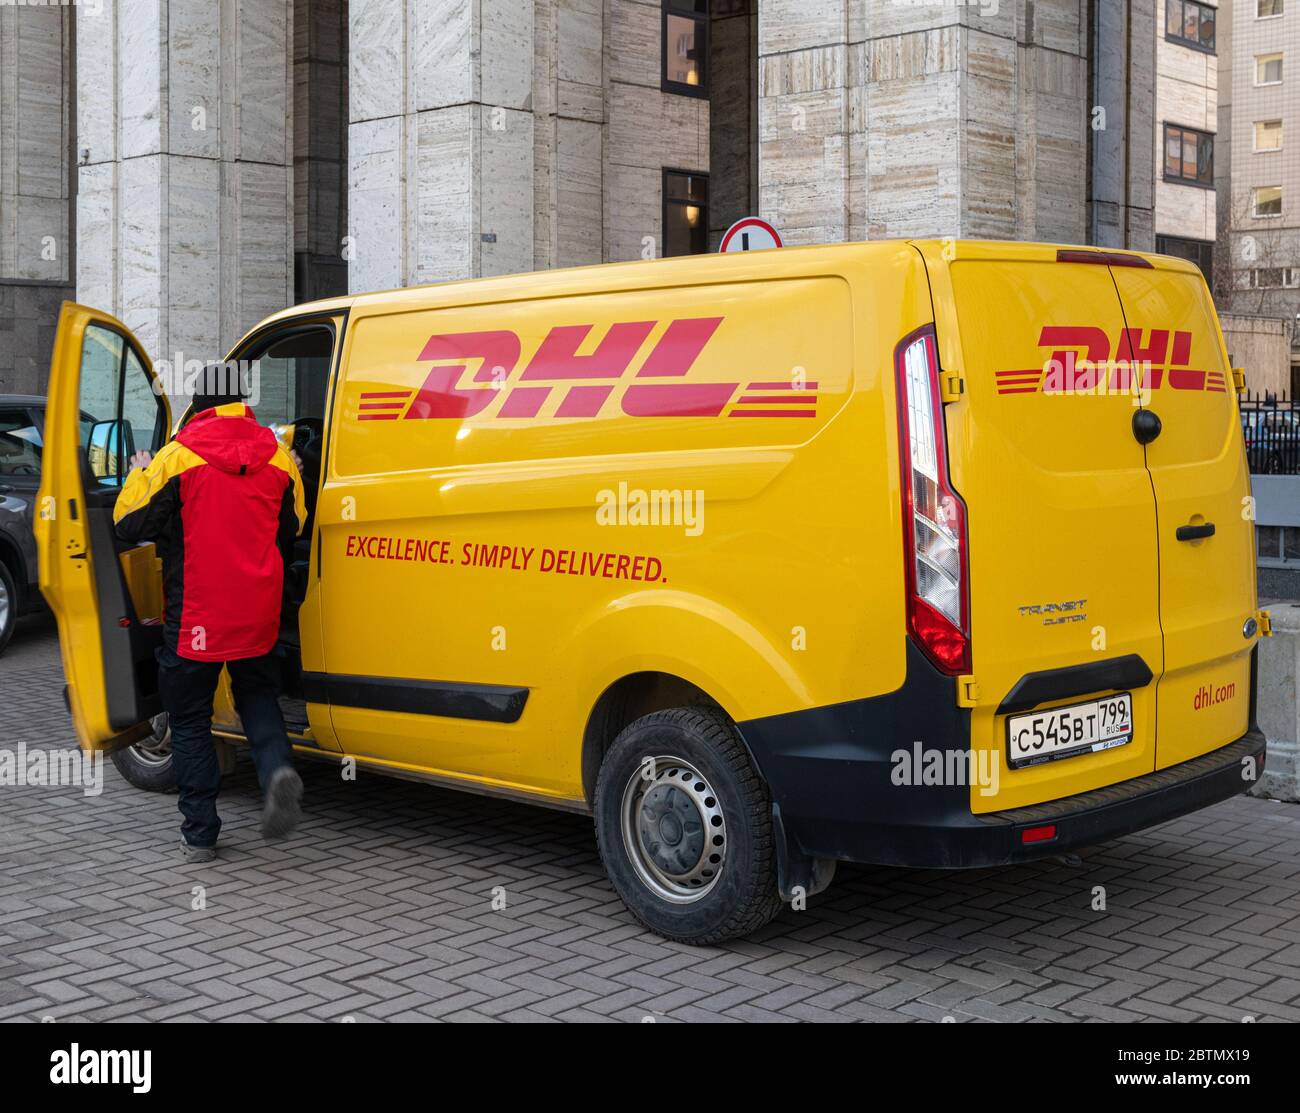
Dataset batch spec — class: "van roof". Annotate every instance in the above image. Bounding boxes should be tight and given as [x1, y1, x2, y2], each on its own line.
[240, 238, 1204, 343]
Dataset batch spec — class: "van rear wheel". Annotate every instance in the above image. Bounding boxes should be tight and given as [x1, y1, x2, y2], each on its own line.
[110, 713, 178, 792]
[594, 707, 782, 945]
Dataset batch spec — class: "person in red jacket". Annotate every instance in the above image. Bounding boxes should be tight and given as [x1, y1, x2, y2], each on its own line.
[114, 378, 307, 862]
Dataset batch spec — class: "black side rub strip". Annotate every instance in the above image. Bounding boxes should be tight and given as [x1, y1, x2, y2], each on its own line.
[996, 654, 1153, 716]
[301, 672, 528, 723]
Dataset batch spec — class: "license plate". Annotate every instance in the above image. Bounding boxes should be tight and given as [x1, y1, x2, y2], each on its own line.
[1006, 692, 1133, 769]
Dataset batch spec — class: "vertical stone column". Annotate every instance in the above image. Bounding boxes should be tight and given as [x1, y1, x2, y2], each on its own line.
[1087, 0, 1155, 250]
[0, 2, 74, 393]
[709, 0, 758, 247]
[536, 0, 604, 269]
[294, 0, 349, 302]
[76, 0, 294, 369]
[604, 0, 708, 262]
[756, 0, 852, 245]
[758, 2, 1093, 246]
[348, 0, 535, 291]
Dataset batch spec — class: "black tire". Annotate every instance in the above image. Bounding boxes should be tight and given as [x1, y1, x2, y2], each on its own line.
[594, 707, 783, 945]
[109, 714, 178, 792]
[0, 560, 15, 656]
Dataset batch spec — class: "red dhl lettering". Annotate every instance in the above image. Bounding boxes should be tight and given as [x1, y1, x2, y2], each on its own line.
[994, 327, 1228, 396]
[353, 317, 820, 421]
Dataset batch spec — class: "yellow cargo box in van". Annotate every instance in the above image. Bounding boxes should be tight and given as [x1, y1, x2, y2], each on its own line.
[38, 241, 1269, 943]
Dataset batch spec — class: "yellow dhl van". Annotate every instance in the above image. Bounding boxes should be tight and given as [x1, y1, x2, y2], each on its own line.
[37, 240, 1269, 944]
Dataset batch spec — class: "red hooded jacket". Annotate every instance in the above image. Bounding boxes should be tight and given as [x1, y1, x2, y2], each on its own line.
[113, 404, 306, 661]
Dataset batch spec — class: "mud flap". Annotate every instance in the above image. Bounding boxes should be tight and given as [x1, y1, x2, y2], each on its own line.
[773, 801, 837, 903]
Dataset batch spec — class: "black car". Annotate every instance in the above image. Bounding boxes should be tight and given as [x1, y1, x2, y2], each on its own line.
[1241, 407, 1300, 475]
[0, 395, 49, 654]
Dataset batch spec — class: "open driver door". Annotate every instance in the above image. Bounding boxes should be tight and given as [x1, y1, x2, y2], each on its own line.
[35, 304, 172, 752]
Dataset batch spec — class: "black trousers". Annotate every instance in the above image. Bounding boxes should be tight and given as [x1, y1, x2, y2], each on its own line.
[156, 646, 294, 847]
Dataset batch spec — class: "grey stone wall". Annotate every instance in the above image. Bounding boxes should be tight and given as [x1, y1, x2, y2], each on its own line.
[756, 0, 1098, 246]
[76, 0, 295, 367]
[1087, 0, 1156, 250]
[0, 3, 74, 392]
[709, 0, 758, 247]
[0, 280, 74, 395]
[294, 0, 349, 302]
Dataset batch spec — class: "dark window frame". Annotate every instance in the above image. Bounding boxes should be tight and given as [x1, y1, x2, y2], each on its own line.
[1165, 0, 1218, 53]
[1163, 123, 1216, 188]
[661, 0, 710, 99]
[1155, 234, 1214, 281]
[661, 168, 710, 258]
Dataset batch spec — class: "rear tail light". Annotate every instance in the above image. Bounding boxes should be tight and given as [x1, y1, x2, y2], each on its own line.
[895, 326, 970, 675]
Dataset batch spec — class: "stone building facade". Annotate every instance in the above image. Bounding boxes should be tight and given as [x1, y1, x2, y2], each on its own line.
[1153, 0, 1219, 279]
[1222, 0, 1300, 322]
[1, 0, 1163, 393]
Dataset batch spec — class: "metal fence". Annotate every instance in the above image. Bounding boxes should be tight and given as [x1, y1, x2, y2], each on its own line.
[1240, 392, 1300, 475]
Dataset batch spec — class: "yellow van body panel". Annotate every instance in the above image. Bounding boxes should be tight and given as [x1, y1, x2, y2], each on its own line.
[915, 240, 1260, 813]
[313, 244, 933, 800]
[39, 241, 1263, 881]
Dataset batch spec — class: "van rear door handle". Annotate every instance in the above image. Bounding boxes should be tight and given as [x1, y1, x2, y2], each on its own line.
[1176, 522, 1215, 541]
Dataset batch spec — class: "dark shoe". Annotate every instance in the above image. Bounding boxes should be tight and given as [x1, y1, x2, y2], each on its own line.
[180, 840, 217, 863]
[262, 767, 303, 840]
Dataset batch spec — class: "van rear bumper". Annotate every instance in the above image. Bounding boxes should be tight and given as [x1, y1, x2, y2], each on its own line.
[737, 643, 1266, 871]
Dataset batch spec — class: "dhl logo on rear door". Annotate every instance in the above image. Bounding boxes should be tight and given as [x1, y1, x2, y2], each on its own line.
[355, 318, 817, 421]
[995, 327, 1227, 396]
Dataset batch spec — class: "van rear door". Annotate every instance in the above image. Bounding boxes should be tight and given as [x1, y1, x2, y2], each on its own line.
[1108, 261, 1256, 769]
[915, 242, 1165, 813]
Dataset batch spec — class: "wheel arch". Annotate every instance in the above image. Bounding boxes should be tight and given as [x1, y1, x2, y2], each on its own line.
[580, 671, 729, 806]
[0, 530, 27, 610]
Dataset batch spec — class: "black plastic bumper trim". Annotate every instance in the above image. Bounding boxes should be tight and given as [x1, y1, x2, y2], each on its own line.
[736, 642, 1264, 870]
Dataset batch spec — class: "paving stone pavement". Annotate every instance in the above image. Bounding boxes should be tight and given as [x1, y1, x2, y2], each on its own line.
[2, 615, 1300, 1023]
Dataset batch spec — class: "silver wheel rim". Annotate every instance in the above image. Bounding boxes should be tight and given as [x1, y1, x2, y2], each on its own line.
[129, 713, 172, 765]
[0, 574, 9, 637]
[620, 755, 726, 904]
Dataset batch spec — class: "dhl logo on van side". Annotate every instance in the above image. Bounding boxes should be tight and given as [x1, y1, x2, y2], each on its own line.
[355, 318, 817, 422]
[995, 327, 1228, 396]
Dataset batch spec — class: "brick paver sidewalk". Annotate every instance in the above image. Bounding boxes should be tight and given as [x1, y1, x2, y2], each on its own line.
[2, 616, 1299, 1022]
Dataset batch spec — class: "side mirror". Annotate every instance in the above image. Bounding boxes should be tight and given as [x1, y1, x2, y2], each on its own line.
[86, 419, 135, 486]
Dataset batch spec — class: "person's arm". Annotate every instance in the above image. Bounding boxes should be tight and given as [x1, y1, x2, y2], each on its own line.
[114, 444, 186, 543]
[272, 445, 308, 563]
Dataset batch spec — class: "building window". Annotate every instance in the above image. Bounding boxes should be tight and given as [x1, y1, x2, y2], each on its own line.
[1166, 0, 1217, 51]
[1156, 235, 1214, 280]
[662, 0, 709, 98]
[1163, 124, 1215, 186]
[1256, 53, 1284, 85]
[1248, 267, 1300, 287]
[1255, 120, 1284, 151]
[1258, 0, 1284, 16]
[662, 169, 708, 256]
[1254, 185, 1283, 216]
